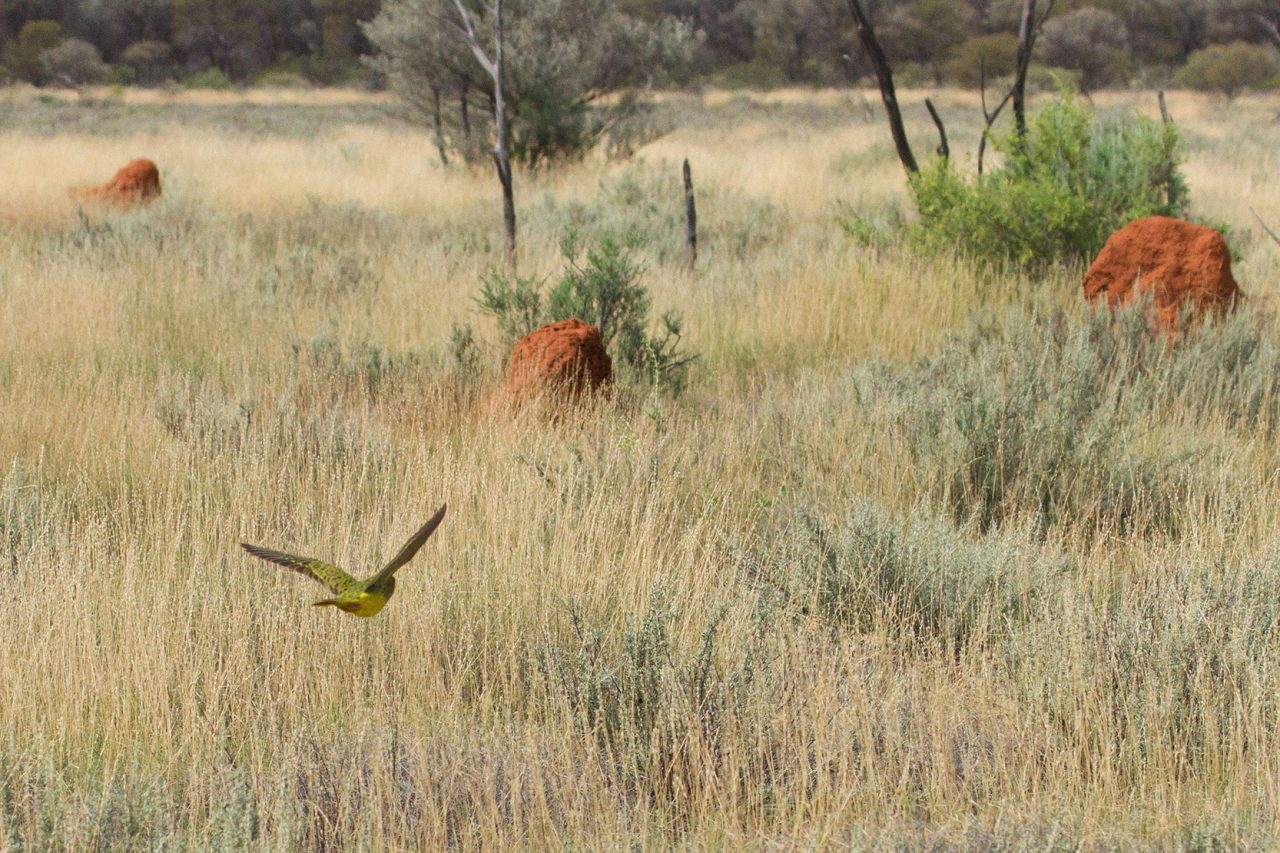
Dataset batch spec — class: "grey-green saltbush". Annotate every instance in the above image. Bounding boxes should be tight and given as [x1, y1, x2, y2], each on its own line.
[775, 499, 1070, 649]
[852, 301, 1280, 535]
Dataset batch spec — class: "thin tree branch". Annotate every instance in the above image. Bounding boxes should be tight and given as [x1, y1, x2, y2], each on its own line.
[1252, 207, 1280, 248]
[1256, 13, 1280, 50]
[925, 98, 949, 160]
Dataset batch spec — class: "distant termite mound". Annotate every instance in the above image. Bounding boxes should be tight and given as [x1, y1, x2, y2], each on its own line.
[503, 318, 612, 405]
[1083, 216, 1240, 336]
[70, 158, 161, 208]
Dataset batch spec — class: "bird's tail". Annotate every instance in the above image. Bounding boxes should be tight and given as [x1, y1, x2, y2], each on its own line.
[312, 599, 340, 608]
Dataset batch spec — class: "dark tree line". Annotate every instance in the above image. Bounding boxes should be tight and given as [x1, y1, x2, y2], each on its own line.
[4, 0, 1280, 89]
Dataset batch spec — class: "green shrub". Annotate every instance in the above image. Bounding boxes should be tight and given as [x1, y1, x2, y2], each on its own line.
[120, 40, 173, 85]
[910, 95, 1188, 267]
[476, 235, 694, 394]
[1178, 42, 1280, 99]
[3, 20, 64, 85]
[39, 38, 106, 86]
[945, 34, 1018, 88]
[182, 67, 231, 90]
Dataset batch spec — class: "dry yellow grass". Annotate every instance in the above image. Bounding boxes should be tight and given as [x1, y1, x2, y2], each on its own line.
[0, 87, 1279, 848]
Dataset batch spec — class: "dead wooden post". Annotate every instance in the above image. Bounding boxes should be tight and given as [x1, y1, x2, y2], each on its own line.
[1013, 0, 1036, 137]
[1158, 90, 1176, 208]
[1012, 0, 1055, 139]
[682, 158, 697, 271]
[925, 98, 949, 160]
[431, 85, 449, 166]
[844, 0, 918, 174]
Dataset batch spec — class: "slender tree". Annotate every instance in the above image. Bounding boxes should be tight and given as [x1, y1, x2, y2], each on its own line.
[452, 0, 517, 269]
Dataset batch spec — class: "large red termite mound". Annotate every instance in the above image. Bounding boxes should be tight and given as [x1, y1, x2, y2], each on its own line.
[70, 158, 162, 208]
[503, 318, 612, 404]
[1083, 216, 1240, 335]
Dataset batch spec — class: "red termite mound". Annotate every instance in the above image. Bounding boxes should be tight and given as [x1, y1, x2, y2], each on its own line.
[503, 318, 612, 403]
[70, 158, 162, 208]
[1083, 216, 1240, 335]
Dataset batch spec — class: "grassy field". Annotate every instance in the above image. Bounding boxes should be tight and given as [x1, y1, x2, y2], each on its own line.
[3, 85, 1280, 848]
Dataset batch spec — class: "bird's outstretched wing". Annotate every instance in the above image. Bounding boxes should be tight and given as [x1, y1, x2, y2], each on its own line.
[240, 544, 361, 595]
[369, 504, 447, 586]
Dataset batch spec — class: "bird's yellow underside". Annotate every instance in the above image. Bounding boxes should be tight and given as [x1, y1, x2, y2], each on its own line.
[315, 591, 389, 618]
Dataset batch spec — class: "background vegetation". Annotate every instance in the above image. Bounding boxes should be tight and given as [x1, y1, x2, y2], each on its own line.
[4, 0, 1280, 94]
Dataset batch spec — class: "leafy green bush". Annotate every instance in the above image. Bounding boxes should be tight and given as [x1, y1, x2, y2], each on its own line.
[39, 38, 106, 86]
[910, 96, 1188, 267]
[1177, 42, 1280, 99]
[476, 235, 694, 394]
[944, 34, 1018, 88]
[181, 67, 231, 90]
[3, 20, 64, 84]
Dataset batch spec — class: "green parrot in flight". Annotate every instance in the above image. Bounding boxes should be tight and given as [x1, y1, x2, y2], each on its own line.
[241, 504, 447, 617]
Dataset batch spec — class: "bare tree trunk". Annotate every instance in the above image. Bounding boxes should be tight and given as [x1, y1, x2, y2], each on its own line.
[925, 98, 949, 160]
[1011, 0, 1055, 139]
[1158, 89, 1171, 124]
[683, 158, 697, 271]
[431, 85, 450, 166]
[460, 82, 472, 154]
[1013, 0, 1037, 138]
[844, 0, 918, 174]
[1257, 14, 1280, 50]
[453, 0, 517, 270]
[491, 0, 515, 269]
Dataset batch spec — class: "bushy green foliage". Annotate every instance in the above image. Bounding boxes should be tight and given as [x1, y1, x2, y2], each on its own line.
[3, 20, 65, 84]
[1178, 41, 1280, 98]
[39, 37, 106, 86]
[944, 33, 1019, 87]
[182, 67, 231, 90]
[476, 235, 694, 394]
[910, 96, 1188, 267]
[120, 40, 173, 85]
[1039, 7, 1132, 92]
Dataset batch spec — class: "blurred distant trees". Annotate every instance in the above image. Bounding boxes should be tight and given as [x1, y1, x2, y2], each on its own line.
[40, 36, 106, 86]
[0, 0, 1279, 91]
[1040, 7, 1131, 91]
[1178, 41, 1280, 96]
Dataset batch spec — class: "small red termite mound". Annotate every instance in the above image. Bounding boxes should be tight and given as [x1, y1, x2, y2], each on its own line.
[1083, 216, 1240, 335]
[70, 158, 162, 208]
[503, 318, 612, 404]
